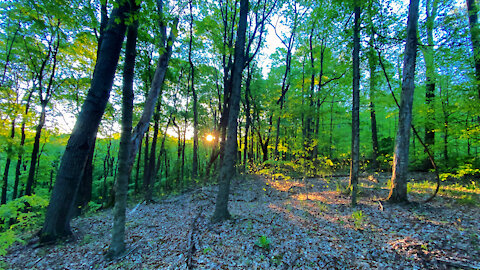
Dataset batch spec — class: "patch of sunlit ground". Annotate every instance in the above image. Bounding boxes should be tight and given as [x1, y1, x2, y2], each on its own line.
[266, 179, 304, 192]
[408, 180, 480, 206]
[290, 192, 328, 202]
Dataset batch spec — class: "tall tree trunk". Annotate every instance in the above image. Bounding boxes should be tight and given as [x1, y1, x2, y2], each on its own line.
[142, 127, 150, 192]
[71, 139, 95, 217]
[13, 90, 33, 200]
[350, 0, 361, 206]
[189, 0, 198, 180]
[387, 0, 420, 203]
[25, 102, 47, 196]
[127, 12, 178, 172]
[212, 0, 248, 223]
[422, 0, 438, 169]
[39, 0, 136, 243]
[145, 103, 160, 203]
[243, 65, 252, 172]
[2, 119, 15, 204]
[108, 17, 138, 258]
[368, 44, 380, 170]
[467, 0, 480, 99]
[77, 0, 108, 211]
[134, 138, 142, 194]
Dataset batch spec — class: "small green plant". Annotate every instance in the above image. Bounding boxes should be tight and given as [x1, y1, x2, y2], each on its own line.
[202, 247, 212, 254]
[456, 194, 478, 206]
[81, 234, 93, 245]
[352, 210, 366, 229]
[336, 181, 350, 195]
[255, 235, 271, 250]
[316, 201, 329, 212]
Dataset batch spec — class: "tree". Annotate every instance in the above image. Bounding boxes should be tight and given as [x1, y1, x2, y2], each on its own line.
[349, 0, 361, 206]
[212, 0, 249, 222]
[40, 0, 138, 243]
[25, 23, 61, 196]
[420, 0, 438, 169]
[108, 12, 139, 258]
[189, 0, 199, 180]
[467, 0, 480, 100]
[386, 0, 420, 203]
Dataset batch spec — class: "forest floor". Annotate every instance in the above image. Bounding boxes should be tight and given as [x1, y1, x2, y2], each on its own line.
[3, 172, 480, 269]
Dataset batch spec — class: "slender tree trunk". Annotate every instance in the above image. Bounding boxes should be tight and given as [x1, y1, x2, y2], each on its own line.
[387, 0, 420, 203]
[108, 17, 138, 258]
[368, 45, 380, 171]
[143, 128, 150, 192]
[13, 90, 33, 200]
[127, 1, 178, 172]
[467, 0, 480, 99]
[189, 1, 198, 180]
[212, 0, 248, 223]
[40, 0, 136, 243]
[2, 120, 15, 204]
[145, 103, 160, 203]
[243, 65, 252, 172]
[350, 0, 361, 206]
[134, 139, 142, 194]
[25, 103, 47, 196]
[422, 0, 438, 169]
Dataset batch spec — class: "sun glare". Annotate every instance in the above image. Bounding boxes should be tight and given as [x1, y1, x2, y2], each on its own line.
[206, 134, 214, 142]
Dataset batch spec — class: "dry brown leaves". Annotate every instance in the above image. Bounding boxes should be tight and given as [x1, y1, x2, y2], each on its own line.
[3, 173, 480, 269]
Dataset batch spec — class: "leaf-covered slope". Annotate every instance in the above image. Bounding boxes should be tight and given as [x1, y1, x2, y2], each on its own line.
[4, 174, 480, 269]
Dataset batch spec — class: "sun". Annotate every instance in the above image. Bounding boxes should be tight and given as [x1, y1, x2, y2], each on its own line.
[206, 134, 214, 142]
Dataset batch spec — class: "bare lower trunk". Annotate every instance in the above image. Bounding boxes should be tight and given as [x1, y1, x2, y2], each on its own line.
[2, 120, 15, 204]
[25, 104, 46, 195]
[39, 0, 134, 243]
[387, 0, 420, 203]
[108, 18, 138, 258]
[349, 1, 361, 206]
[467, 0, 480, 99]
[212, 0, 248, 223]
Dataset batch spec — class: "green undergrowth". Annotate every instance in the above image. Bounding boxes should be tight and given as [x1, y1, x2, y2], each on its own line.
[408, 180, 480, 206]
[0, 195, 49, 256]
[256, 156, 337, 180]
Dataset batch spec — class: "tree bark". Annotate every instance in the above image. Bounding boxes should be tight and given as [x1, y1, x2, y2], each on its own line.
[71, 139, 95, 217]
[387, 0, 420, 203]
[13, 90, 34, 200]
[243, 65, 252, 172]
[189, 0, 198, 180]
[350, 0, 361, 206]
[144, 103, 160, 203]
[212, 0, 248, 223]
[39, 0, 136, 243]
[422, 0, 438, 169]
[467, 0, 480, 99]
[25, 103, 47, 196]
[108, 17, 138, 258]
[368, 41, 380, 171]
[127, 14, 178, 172]
[2, 120, 15, 204]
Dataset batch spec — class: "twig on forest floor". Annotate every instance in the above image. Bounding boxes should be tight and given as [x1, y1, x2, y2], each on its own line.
[282, 253, 301, 270]
[128, 201, 143, 215]
[435, 257, 480, 270]
[186, 207, 203, 270]
[31, 255, 45, 267]
[377, 200, 384, 211]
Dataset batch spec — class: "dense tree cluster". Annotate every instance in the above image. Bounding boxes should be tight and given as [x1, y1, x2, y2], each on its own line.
[0, 0, 479, 258]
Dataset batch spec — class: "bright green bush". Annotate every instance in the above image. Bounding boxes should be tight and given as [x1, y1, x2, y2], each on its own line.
[0, 195, 49, 255]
